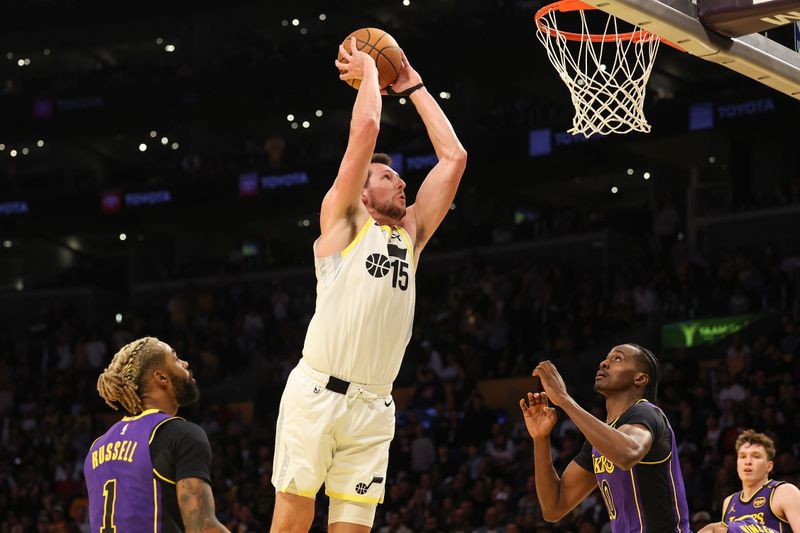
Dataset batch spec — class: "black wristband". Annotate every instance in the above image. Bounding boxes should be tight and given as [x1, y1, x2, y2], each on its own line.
[386, 83, 425, 97]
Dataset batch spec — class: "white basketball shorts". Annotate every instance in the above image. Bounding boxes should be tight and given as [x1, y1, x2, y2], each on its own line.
[271, 358, 396, 504]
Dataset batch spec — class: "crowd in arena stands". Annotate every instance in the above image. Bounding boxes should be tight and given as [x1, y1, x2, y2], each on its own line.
[0, 238, 798, 531]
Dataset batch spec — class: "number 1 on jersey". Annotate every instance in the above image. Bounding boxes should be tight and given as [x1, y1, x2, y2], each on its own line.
[101, 479, 117, 532]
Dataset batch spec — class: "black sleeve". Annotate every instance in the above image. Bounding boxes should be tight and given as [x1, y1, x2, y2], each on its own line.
[616, 402, 671, 463]
[150, 419, 213, 485]
[574, 440, 594, 473]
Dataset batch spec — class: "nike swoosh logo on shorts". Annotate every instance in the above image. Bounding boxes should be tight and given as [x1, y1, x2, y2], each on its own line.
[384, 398, 393, 407]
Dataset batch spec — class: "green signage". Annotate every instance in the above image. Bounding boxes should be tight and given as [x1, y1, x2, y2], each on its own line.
[661, 314, 758, 349]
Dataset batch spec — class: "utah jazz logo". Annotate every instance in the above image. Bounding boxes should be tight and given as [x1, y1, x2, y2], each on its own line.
[365, 244, 409, 290]
[355, 476, 384, 495]
[365, 254, 391, 278]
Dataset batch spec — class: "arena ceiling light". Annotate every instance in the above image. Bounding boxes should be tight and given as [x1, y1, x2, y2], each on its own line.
[319, 13, 327, 21]
[149, 130, 157, 138]
[9, 150, 17, 157]
[119, 233, 127, 241]
[611, 186, 619, 194]
[0, 144, 5, 151]
[627, 168, 634, 175]
[139, 143, 147, 152]
[43, 49, 50, 56]
[643, 172, 651, 180]
[403, 0, 411, 5]
[302, 121, 310, 128]
[292, 18, 300, 26]
[287, 114, 294, 121]
[36, 140, 44, 147]
[165, 44, 175, 52]
[315, 110, 323, 117]
[171, 142, 179, 150]
[161, 137, 169, 145]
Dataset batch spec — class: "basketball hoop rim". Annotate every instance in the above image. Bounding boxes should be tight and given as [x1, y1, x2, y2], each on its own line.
[534, 0, 678, 47]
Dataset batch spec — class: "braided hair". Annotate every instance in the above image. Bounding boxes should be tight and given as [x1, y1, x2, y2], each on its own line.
[628, 343, 661, 402]
[96, 337, 166, 414]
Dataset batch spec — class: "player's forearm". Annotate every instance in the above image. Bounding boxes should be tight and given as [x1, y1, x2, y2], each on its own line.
[185, 523, 231, 533]
[177, 479, 232, 533]
[533, 436, 567, 521]
[351, 63, 382, 132]
[181, 507, 231, 533]
[560, 398, 643, 470]
[409, 87, 467, 162]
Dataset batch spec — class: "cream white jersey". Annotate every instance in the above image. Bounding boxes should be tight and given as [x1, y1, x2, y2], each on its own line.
[302, 217, 416, 386]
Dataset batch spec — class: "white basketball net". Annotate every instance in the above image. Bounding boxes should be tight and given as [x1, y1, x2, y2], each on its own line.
[536, 6, 661, 136]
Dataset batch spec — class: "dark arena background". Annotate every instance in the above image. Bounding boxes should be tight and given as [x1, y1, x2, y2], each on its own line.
[1, 0, 799, 531]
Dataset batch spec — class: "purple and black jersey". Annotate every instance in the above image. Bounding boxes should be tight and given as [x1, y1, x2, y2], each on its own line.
[575, 400, 691, 533]
[723, 480, 793, 533]
[83, 409, 176, 533]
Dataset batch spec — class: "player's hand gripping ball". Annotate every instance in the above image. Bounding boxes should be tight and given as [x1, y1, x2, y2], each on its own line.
[337, 28, 403, 90]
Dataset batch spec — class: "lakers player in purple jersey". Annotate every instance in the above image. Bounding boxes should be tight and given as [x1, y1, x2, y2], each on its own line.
[699, 430, 800, 533]
[520, 343, 691, 533]
[83, 337, 230, 533]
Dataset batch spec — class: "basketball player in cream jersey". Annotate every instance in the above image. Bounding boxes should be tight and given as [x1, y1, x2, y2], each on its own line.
[270, 38, 467, 532]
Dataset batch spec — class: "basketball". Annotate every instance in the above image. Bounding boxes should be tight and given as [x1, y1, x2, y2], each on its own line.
[337, 28, 403, 90]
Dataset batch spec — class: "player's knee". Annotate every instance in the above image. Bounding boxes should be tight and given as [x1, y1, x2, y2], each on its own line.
[328, 497, 377, 528]
[272, 492, 315, 532]
[271, 513, 313, 533]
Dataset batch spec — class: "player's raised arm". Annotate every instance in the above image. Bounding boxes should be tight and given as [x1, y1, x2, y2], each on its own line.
[393, 52, 467, 254]
[520, 392, 597, 521]
[534, 361, 653, 470]
[322, 38, 382, 233]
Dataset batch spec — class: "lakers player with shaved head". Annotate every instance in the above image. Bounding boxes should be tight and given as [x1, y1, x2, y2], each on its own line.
[270, 38, 467, 532]
[520, 343, 691, 533]
[699, 429, 800, 533]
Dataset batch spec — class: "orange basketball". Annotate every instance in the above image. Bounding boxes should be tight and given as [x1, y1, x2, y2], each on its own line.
[337, 28, 403, 90]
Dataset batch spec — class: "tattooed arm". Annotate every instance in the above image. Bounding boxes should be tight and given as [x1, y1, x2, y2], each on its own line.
[177, 477, 231, 533]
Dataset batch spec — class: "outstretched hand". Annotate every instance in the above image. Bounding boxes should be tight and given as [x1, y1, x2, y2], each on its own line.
[519, 391, 558, 439]
[334, 37, 376, 82]
[532, 360, 571, 407]
[381, 50, 423, 95]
